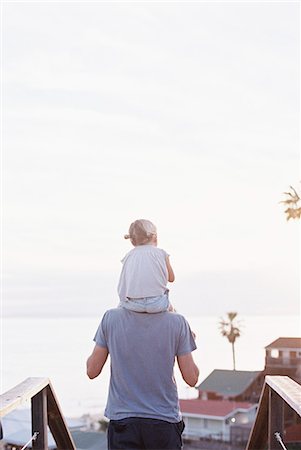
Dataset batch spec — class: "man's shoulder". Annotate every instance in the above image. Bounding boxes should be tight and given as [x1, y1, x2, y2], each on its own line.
[103, 309, 186, 319]
[166, 311, 187, 323]
[100, 308, 120, 322]
[102, 309, 188, 325]
[103, 307, 123, 317]
[151, 311, 189, 327]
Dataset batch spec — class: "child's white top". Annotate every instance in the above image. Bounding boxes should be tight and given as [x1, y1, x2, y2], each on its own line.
[118, 244, 169, 301]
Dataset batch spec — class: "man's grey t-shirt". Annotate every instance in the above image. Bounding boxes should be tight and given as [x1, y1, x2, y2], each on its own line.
[93, 308, 197, 423]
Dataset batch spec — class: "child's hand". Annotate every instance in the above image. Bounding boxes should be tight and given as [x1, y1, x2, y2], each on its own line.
[191, 331, 196, 340]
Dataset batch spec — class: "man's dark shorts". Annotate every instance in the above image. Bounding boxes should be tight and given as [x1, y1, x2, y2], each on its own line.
[108, 417, 185, 450]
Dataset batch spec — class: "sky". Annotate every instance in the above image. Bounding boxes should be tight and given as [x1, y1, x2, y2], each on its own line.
[2, 1, 300, 318]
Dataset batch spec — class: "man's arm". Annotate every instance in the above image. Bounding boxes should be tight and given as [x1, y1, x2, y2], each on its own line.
[86, 345, 109, 379]
[177, 353, 199, 387]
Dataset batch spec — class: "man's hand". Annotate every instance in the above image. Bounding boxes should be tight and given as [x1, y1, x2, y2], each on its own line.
[87, 345, 109, 379]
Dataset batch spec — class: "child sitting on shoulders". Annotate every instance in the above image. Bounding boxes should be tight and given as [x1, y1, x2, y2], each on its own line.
[118, 219, 175, 313]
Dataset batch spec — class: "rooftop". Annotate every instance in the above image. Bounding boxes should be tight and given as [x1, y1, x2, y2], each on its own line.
[265, 337, 301, 349]
[196, 369, 262, 397]
[179, 398, 254, 418]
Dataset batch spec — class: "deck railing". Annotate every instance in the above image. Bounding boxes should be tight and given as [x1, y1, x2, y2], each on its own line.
[0, 377, 76, 449]
[265, 357, 300, 367]
[246, 375, 301, 450]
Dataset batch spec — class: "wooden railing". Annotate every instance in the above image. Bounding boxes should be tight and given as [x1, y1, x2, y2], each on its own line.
[265, 357, 300, 367]
[0, 377, 76, 449]
[246, 375, 301, 450]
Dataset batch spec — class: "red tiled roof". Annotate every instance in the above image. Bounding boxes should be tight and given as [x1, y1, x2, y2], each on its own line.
[179, 399, 254, 417]
[265, 337, 301, 349]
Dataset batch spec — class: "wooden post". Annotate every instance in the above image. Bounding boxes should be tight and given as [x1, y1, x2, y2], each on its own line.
[31, 388, 48, 450]
[47, 384, 76, 449]
[246, 383, 269, 449]
[0, 378, 75, 450]
[268, 388, 284, 450]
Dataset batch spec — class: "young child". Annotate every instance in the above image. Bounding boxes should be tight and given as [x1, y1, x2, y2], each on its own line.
[118, 219, 175, 313]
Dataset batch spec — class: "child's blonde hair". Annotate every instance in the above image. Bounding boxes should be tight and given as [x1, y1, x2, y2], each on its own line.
[124, 219, 157, 246]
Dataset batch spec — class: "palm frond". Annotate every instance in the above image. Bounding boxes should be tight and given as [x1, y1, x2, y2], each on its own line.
[281, 185, 301, 220]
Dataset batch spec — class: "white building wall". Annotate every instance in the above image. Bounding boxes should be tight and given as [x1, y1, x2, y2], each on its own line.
[234, 409, 256, 425]
[183, 415, 228, 441]
[182, 410, 257, 442]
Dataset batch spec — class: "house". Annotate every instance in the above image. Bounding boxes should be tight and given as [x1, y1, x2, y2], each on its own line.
[179, 398, 257, 442]
[196, 369, 263, 403]
[263, 337, 301, 443]
[184, 337, 301, 444]
[264, 337, 301, 382]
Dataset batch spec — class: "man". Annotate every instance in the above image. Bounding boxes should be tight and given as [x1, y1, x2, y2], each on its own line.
[87, 308, 199, 449]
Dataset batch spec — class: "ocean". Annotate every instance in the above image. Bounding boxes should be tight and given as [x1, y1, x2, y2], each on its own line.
[1, 313, 300, 418]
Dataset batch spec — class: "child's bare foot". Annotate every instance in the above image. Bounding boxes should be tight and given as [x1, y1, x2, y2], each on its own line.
[168, 304, 176, 312]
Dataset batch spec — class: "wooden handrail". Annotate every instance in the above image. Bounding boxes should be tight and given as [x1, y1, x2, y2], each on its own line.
[0, 377, 49, 417]
[246, 375, 301, 450]
[0, 377, 76, 450]
[266, 376, 301, 416]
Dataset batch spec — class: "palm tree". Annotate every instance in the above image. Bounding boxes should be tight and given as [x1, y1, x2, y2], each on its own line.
[219, 312, 241, 371]
[280, 185, 301, 220]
